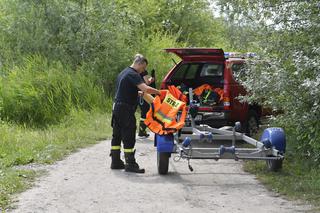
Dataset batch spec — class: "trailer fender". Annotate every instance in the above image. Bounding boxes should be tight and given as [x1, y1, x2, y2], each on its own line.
[260, 128, 286, 154]
[155, 134, 175, 153]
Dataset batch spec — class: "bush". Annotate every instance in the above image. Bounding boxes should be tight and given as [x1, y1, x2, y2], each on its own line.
[136, 32, 185, 85]
[219, 1, 320, 164]
[0, 56, 107, 127]
[239, 48, 320, 164]
[0, 0, 136, 95]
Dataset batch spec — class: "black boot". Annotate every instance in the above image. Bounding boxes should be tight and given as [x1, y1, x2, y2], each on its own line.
[124, 151, 145, 173]
[138, 120, 149, 137]
[110, 150, 125, 169]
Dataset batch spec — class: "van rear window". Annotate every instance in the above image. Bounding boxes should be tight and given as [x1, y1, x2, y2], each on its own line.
[200, 64, 223, 77]
[185, 64, 199, 79]
[171, 64, 200, 80]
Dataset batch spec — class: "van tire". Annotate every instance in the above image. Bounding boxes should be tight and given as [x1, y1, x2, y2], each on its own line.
[245, 110, 259, 137]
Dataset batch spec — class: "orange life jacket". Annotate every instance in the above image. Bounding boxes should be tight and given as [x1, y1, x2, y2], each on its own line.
[144, 88, 187, 135]
[168, 85, 188, 103]
[193, 84, 224, 102]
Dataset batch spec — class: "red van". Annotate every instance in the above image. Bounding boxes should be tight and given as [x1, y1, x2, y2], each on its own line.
[161, 48, 261, 136]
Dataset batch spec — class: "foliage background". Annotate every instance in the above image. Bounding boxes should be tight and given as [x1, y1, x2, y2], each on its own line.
[216, 0, 320, 164]
[0, 0, 318, 163]
[0, 0, 228, 125]
[0, 0, 319, 209]
[0, 0, 229, 208]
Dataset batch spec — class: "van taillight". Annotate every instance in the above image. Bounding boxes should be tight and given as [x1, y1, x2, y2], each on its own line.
[224, 97, 231, 110]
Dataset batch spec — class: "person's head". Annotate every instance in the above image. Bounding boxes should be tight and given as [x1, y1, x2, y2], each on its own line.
[131, 54, 148, 73]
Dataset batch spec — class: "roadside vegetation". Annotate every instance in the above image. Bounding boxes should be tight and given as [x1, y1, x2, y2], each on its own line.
[0, 0, 318, 210]
[244, 155, 320, 210]
[244, 123, 320, 210]
[0, 111, 112, 208]
[216, 0, 319, 208]
[0, 0, 228, 210]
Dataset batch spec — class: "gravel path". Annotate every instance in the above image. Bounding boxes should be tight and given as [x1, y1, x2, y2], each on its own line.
[10, 137, 312, 213]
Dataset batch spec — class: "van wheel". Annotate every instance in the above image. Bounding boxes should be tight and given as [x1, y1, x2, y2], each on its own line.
[246, 110, 259, 137]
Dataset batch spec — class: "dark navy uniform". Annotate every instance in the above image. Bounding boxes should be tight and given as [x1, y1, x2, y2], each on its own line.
[111, 67, 143, 151]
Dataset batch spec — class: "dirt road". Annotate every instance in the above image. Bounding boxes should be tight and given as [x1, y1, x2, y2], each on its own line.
[10, 137, 311, 213]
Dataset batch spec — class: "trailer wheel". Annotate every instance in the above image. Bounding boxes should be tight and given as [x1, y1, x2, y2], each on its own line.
[157, 152, 170, 175]
[266, 156, 283, 172]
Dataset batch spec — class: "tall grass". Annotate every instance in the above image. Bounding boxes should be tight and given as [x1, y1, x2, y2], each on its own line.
[0, 110, 112, 168]
[0, 56, 107, 127]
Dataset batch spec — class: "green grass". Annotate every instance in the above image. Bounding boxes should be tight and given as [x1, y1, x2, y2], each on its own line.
[0, 110, 113, 210]
[0, 169, 37, 209]
[243, 125, 320, 210]
[0, 56, 109, 128]
[244, 135, 320, 211]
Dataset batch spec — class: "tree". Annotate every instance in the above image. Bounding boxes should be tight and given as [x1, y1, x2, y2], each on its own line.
[0, 0, 230, 94]
[216, 0, 320, 162]
[114, 0, 229, 47]
[0, 0, 139, 93]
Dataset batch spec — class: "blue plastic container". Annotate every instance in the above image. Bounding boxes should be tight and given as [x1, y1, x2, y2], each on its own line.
[260, 128, 286, 153]
[182, 137, 191, 147]
[155, 134, 175, 153]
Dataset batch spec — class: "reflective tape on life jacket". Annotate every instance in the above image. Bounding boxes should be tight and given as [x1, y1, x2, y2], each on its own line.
[144, 88, 187, 135]
[193, 84, 224, 102]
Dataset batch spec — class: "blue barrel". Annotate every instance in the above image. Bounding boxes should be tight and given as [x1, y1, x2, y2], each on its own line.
[260, 128, 286, 153]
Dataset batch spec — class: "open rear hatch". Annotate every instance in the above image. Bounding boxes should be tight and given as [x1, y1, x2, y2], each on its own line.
[164, 48, 226, 114]
[165, 48, 225, 61]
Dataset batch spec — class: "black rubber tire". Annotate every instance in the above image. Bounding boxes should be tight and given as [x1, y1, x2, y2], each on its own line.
[157, 152, 170, 175]
[266, 156, 283, 172]
[245, 110, 259, 137]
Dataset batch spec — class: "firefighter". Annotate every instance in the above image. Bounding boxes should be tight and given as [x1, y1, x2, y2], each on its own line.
[110, 54, 160, 173]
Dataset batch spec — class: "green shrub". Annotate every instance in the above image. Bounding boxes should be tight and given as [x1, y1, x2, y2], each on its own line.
[136, 32, 184, 86]
[218, 1, 320, 163]
[0, 0, 136, 95]
[0, 56, 107, 127]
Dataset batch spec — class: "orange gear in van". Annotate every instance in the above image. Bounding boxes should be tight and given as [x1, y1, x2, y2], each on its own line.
[193, 84, 224, 102]
[144, 88, 187, 135]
